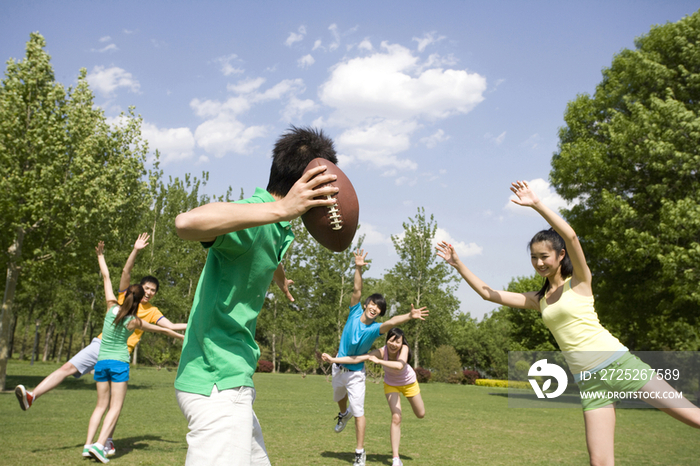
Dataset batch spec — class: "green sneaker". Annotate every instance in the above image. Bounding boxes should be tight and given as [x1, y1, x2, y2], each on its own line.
[89, 444, 110, 463]
[82, 446, 91, 458]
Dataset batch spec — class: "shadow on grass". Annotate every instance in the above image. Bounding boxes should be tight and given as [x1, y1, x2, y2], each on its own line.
[321, 451, 412, 465]
[33, 435, 181, 455]
[4, 374, 154, 391]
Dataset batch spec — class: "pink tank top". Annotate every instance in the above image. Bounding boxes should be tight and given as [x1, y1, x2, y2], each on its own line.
[383, 345, 417, 387]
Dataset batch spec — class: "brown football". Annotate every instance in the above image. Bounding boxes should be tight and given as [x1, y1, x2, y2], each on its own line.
[301, 158, 359, 252]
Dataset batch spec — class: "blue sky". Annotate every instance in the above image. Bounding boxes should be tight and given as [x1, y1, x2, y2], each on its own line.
[3, 1, 698, 319]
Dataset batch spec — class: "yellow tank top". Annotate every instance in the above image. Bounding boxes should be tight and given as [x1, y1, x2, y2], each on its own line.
[540, 278, 624, 374]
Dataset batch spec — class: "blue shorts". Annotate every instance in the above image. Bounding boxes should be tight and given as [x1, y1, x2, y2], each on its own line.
[94, 360, 130, 383]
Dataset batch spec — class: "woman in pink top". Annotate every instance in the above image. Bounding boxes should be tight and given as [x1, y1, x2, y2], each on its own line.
[323, 328, 424, 466]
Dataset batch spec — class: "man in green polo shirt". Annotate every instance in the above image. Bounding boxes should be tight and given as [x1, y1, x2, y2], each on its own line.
[174, 127, 340, 466]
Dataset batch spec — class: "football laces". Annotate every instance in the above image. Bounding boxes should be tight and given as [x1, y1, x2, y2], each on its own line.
[325, 194, 343, 230]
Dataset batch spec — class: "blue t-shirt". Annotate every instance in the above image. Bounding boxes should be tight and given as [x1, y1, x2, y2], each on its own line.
[337, 302, 382, 371]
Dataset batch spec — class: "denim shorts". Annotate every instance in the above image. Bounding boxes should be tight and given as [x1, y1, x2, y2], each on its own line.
[94, 359, 130, 383]
[577, 352, 653, 411]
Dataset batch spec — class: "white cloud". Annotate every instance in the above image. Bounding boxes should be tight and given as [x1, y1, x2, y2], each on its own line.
[297, 54, 315, 68]
[328, 23, 340, 51]
[336, 120, 419, 170]
[123, 29, 136, 34]
[484, 131, 506, 145]
[412, 32, 446, 52]
[357, 223, 391, 246]
[521, 133, 541, 150]
[420, 129, 449, 148]
[141, 122, 196, 163]
[190, 96, 251, 117]
[358, 38, 373, 51]
[87, 66, 140, 97]
[194, 115, 268, 158]
[227, 77, 266, 94]
[282, 96, 318, 121]
[433, 227, 482, 257]
[285, 32, 304, 47]
[312, 39, 323, 51]
[505, 178, 573, 215]
[285, 26, 306, 46]
[215, 54, 244, 76]
[96, 44, 118, 53]
[99, 36, 111, 42]
[197, 155, 209, 164]
[319, 42, 486, 123]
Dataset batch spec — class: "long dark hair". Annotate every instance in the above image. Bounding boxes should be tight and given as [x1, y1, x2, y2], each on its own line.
[385, 328, 412, 363]
[529, 228, 573, 300]
[114, 284, 144, 327]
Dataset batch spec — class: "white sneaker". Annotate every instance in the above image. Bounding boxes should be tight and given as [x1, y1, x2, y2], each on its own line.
[334, 410, 353, 433]
[104, 439, 116, 457]
[352, 450, 367, 466]
[392, 458, 403, 466]
[352, 450, 366, 466]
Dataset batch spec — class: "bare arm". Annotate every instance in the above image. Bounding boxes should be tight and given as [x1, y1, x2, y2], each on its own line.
[321, 348, 381, 365]
[96, 242, 118, 308]
[368, 346, 407, 371]
[273, 263, 295, 302]
[436, 241, 540, 310]
[350, 249, 369, 307]
[510, 180, 592, 292]
[175, 166, 339, 242]
[156, 316, 187, 332]
[119, 232, 150, 291]
[128, 319, 184, 340]
[379, 304, 429, 335]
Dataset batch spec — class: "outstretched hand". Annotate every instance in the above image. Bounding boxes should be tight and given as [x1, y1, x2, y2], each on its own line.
[278, 165, 339, 221]
[409, 304, 429, 321]
[435, 241, 459, 267]
[275, 278, 295, 302]
[354, 249, 369, 268]
[321, 353, 334, 363]
[510, 180, 540, 208]
[134, 232, 150, 251]
[95, 241, 105, 256]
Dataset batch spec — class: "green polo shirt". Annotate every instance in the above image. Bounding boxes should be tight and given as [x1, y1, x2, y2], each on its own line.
[175, 188, 294, 395]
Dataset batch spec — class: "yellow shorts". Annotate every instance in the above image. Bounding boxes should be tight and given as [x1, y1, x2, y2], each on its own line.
[384, 381, 420, 398]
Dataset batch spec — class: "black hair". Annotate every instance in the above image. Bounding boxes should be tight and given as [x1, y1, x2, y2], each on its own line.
[140, 275, 159, 292]
[529, 228, 573, 300]
[364, 293, 387, 317]
[266, 126, 338, 197]
[385, 327, 412, 363]
[114, 284, 144, 327]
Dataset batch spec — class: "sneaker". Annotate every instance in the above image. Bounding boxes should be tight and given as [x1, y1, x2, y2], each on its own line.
[104, 439, 116, 457]
[89, 444, 110, 464]
[334, 410, 353, 433]
[392, 458, 403, 466]
[15, 385, 33, 411]
[82, 446, 91, 458]
[352, 450, 366, 466]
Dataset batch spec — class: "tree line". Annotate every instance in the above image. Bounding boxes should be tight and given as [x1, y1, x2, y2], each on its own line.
[2, 12, 700, 390]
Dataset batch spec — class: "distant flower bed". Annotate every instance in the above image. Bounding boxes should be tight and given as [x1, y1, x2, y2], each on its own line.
[474, 379, 531, 389]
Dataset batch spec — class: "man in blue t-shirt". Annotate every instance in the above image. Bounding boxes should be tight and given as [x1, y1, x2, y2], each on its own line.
[324, 249, 428, 466]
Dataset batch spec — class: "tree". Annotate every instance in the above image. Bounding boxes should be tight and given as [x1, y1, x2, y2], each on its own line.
[503, 274, 558, 351]
[385, 208, 460, 368]
[550, 11, 700, 350]
[0, 33, 147, 390]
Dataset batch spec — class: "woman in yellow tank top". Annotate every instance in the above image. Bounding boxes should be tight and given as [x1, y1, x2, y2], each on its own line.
[436, 180, 700, 466]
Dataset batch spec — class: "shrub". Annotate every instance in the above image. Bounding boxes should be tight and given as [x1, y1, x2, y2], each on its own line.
[431, 345, 464, 384]
[257, 359, 274, 373]
[462, 370, 480, 385]
[415, 367, 431, 383]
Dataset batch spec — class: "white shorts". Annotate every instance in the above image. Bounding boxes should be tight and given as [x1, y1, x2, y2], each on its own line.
[68, 338, 101, 378]
[332, 364, 367, 418]
[176, 385, 270, 466]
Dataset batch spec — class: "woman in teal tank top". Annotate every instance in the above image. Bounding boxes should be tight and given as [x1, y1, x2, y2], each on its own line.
[84, 242, 184, 464]
[436, 180, 700, 465]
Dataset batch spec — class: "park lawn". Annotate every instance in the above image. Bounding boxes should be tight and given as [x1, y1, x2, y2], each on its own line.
[0, 360, 697, 465]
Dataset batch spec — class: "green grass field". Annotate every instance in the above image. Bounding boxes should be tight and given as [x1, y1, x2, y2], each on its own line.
[1, 359, 698, 465]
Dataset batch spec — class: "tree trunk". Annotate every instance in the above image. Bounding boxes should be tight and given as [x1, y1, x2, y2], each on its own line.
[0, 227, 25, 391]
[56, 316, 71, 363]
[132, 343, 138, 366]
[31, 320, 40, 365]
[272, 297, 277, 373]
[67, 328, 74, 360]
[42, 317, 55, 362]
[8, 313, 17, 359]
[82, 290, 96, 349]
